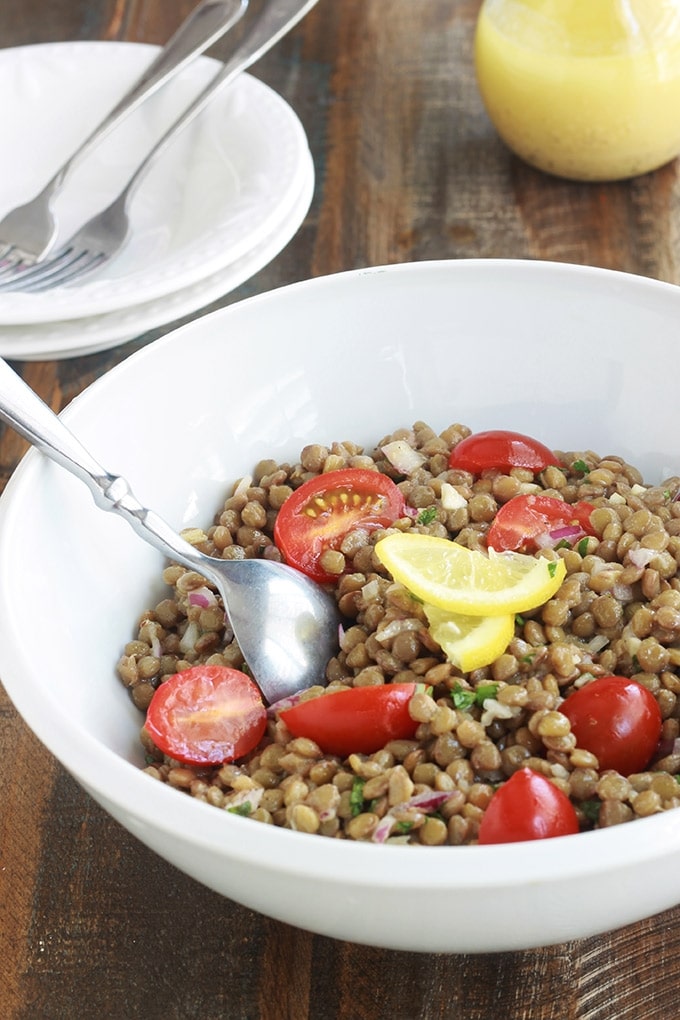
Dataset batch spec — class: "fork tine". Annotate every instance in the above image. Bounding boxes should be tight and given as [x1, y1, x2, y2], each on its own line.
[0, 249, 106, 293]
[0, 246, 74, 285]
[0, 248, 93, 291]
[0, 254, 29, 280]
[0, 255, 68, 291]
[25, 254, 107, 292]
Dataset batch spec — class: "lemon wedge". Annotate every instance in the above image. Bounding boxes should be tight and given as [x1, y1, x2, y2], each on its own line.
[424, 605, 515, 672]
[375, 532, 565, 615]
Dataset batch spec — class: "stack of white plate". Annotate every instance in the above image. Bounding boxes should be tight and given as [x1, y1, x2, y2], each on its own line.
[0, 42, 315, 360]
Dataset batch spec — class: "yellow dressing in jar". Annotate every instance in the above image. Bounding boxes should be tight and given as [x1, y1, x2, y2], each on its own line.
[474, 0, 680, 180]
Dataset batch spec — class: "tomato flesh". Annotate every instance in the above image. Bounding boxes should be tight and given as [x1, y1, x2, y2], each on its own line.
[487, 494, 597, 553]
[280, 682, 419, 756]
[449, 430, 561, 474]
[559, 675, 662, 775]
[274, 467, 406, 582]
[145, 665, 267, 766]
[477, 768, 580, 844]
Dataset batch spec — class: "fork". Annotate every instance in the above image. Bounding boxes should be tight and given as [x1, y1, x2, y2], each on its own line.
[0, 0, 319, 296]
[0, 0, 248, 269]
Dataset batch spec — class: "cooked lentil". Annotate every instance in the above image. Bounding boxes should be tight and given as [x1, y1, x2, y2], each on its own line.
[117, 422, 680, 843]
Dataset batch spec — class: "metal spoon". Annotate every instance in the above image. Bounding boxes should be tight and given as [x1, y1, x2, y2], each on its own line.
[0, 357, 339, 703]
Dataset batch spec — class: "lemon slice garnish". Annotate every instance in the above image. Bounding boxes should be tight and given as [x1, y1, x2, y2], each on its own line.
[375, 532, 565, 615]
[424, 605, 515, 672]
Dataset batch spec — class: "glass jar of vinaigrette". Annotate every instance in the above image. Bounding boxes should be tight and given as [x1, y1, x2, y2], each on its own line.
[474, 0, 680, 181]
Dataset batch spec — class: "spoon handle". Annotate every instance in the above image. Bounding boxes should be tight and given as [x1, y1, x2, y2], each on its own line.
[0, 357, 212, 577]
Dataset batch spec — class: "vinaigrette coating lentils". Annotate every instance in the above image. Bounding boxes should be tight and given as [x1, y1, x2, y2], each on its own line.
[116, 422, 680, 845]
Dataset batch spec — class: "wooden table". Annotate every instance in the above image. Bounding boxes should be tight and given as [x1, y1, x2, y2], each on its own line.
[2, 2, 680, 1017]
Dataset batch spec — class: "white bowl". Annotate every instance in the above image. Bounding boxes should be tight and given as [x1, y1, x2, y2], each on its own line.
[2, 259, 680, 954]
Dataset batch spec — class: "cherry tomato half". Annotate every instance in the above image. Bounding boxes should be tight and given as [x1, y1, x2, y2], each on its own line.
[559, 676, 662, 776]
[477, 768, 579, 845]
[145, 664, 267, 766]
[280, 682, 419, 756]
[448, 430, 561, 474]
[487, 494, 597, 553]
[273, 467, 406, 582]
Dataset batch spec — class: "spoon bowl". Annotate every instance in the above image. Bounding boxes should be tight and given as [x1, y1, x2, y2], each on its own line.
[0, 356, 339, 703]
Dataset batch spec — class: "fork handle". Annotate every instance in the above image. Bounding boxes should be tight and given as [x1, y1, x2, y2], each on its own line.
[112, 0, 319, 210]
[0, 357, 210, 575]
[46, 0, 248, 195]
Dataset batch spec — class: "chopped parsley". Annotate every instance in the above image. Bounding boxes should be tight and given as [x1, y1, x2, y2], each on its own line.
[580, 799, 601, 824]
[451, 684, 476, 711]
[515, 614, 525, 627]
[548, 561, 558, 577]
[451, 681, 500, 711]
[476, 682, 501, 703]
[521, 653, 535, 664]
[350, 777, 367, 817]
[572, 459, 590, 474]
[228, 802, 252, 817]
[417, 506, 438, 525]
[577, 536, 590, 557]
[393, 821, 414, 834]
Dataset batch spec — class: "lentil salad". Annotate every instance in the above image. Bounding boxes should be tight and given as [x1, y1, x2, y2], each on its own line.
[116, 421, 680, 845]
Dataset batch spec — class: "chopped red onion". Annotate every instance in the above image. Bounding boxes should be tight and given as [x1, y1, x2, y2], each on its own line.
[403, 790, 452, 812]
[534, 525, 584, 550]
[233, 474, 253, 498]
[227, 787, 264, 811]
[628, 547, 656, 569]
[375, 618, 423, 643]
[381, 440, 426, 476]
[266, 691, 306, 717]
[361, 578, 381, 602]
[187, 586, 217, 609]
[178, 620, 200, 654]
[585, 634, 610, 654]
[373, 815, 397, 843]
[371, 790, 452, 843]
[440, 482, 467, 511]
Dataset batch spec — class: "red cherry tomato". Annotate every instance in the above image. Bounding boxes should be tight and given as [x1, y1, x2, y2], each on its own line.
[448, 430, 561, 474]
[477, 768, 579, 845]
[280, 683, 419, 756]
[273, 467, 406, 582]
[145, 665, 267, 766]
[559, 675, 662, 775]
[487, 494, 597, 553]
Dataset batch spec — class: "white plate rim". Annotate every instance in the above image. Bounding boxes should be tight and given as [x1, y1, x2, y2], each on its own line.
[0, 151, 315, 360]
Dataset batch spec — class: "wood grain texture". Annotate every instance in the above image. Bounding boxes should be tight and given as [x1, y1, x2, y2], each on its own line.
[2, 2, 680, 1017]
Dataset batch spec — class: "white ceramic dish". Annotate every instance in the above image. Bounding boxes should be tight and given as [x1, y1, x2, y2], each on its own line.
[0, 151, 314, 360]
[0, 42, 310, 323]
[1, 259, 680, 954]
